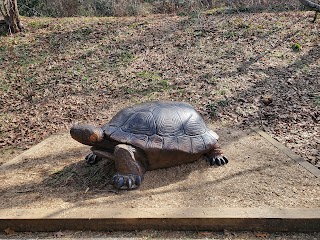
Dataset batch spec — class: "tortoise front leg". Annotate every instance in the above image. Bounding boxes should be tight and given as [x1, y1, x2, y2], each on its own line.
[112, 144, 147, 190]
[85, 152, 102, 165]
[205, 144, 228, 166]
[88, 147, 115, 165]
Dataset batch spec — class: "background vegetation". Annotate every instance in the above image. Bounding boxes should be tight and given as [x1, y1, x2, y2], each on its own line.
[17, 0, 304, 17]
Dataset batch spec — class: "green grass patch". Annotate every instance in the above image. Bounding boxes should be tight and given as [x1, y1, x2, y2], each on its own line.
[204, 7, 231, 15]
[128, 21, 147, 29]
[312, 93, 320, 106]
[137, 70, 160, 81]
[137, 70, 170, 89]
[206, 102, 218, 118]
[122, 71, 172, 95]
[0, 46, 7, 52]
[28, 20, 50, 29]
[0, 80, 9, 92]
[120, 51, 135, 65]
[291, 43, 302, 52]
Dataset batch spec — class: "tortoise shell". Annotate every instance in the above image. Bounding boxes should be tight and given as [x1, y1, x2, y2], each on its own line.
[102, 101, 218, 159]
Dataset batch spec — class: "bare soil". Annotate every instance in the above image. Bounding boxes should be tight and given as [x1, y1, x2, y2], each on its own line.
[0, 11, 319, 168]
[1, 11, 320, 239]
[1, 127, 319, 209]
[0, 127, 319, 238]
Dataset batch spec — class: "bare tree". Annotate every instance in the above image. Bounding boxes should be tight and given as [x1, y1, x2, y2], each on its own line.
[0, 0, 23, 33]
[299, 0, 320, 22]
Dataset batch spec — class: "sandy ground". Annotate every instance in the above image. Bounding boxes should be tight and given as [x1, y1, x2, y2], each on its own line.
[1, 126, 319, 209]
[1, 126, 319, 239]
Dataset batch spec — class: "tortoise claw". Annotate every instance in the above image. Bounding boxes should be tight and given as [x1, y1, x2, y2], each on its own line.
[207, 155, 228, 166]
[111, 175, 118, 185]
[111, 173, 143, 190]
[135, 176, 142, 186]
[117, 177, 124, 189]
[223, 156, 229, 164]
[216, 158, 222, 166]
[127, 178, 133, 189]
[208, 157, 214, 166]
[85, 153, 101, 165]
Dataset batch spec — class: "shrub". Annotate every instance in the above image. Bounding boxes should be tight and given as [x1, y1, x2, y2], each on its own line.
[17, 0, 304, 17]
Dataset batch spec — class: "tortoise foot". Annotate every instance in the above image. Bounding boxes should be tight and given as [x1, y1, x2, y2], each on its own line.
[111, 173, 143, 190]
[207, 155, 228, 166]
[85, 153, 102, 165]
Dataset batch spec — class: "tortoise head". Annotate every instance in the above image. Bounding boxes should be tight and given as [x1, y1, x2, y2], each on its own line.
[70, 124, 104, 146]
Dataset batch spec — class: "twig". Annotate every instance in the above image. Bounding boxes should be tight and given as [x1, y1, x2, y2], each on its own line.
[14, 189, 34, 193]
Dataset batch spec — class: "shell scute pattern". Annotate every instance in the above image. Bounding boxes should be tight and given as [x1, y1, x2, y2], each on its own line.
[130, 134, 149, 148]
[146, 134, 163, 150]
[163, 136, 178, 150]
[183, 114, 207, 136]
[153, 107, 185, 137]
[177, 135, 192, 153]
[103, 101, 218, 154]
[122, 111, 156, 136]
[109, 107, 135, 127]
[191, 135, 206, 153]
[108, 128, 130, 144]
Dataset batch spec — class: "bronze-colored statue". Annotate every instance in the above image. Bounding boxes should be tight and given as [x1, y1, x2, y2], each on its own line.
[70, 101, 228, 190]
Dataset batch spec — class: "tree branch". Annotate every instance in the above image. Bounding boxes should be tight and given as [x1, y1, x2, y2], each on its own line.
[299, 0, 320, 12]
[299, 0, 320, 22]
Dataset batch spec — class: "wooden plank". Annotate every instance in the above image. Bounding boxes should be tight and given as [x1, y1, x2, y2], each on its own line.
[252, 127, 320, 178]
[0, 208, 319, 232]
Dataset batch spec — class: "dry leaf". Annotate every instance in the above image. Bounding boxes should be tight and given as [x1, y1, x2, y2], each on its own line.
[54, 231, 65, 238]
[198, 231, 213, 237]
[4, 227, 15, 235]
[255, 232, 270, 238]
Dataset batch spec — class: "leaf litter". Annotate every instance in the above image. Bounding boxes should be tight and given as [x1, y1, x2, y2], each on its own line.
[0, 12, 319, 167]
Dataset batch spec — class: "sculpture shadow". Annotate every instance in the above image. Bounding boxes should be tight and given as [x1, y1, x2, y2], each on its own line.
[42, 155, 212, 194]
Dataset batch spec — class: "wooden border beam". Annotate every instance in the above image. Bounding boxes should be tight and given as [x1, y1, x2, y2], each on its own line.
[1, 208, 320, 232]
[251, 127, 320, 178]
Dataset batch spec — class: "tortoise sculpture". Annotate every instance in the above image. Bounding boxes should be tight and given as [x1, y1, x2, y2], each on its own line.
[70, 101, 228, 190]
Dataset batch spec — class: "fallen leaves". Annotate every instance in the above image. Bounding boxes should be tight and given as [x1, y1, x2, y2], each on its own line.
[53, 231, 65, 238]
[0, 12, 319, 166]
[4, 227, 15, 235]
[255, 232, 270, 238]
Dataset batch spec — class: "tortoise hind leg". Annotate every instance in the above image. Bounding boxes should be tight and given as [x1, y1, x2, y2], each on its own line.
[205, 144, 228, 166]
[112, 144, 147, 190]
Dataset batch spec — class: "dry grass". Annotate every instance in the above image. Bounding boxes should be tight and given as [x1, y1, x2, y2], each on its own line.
[18, 0, 304, 17]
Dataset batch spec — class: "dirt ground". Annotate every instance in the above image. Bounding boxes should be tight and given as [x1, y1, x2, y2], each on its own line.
[1, 127, 319, 209]
[0, 11, 319, 168]
[0, 10, 319, 239]
[1, 127, 320, 238]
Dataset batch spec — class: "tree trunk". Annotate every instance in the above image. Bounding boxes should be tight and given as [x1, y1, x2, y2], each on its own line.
[1, 0, 23, 33]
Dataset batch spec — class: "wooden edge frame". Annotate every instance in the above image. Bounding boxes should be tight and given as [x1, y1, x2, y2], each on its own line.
[1, 130, 319, 232]
[1, 208, 320, 232]
[251, 127, 320, 178]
